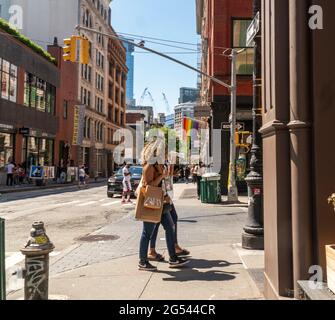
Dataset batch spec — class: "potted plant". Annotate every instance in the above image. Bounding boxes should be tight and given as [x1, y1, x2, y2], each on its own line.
[326, 194, 335, 294]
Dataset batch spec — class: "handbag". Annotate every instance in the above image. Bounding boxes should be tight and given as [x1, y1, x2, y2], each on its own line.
[135, 187, 164, 223]
[143, 185, 164, 210]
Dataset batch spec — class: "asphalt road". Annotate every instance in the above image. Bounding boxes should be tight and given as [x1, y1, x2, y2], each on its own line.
[1, 184, 134, 254]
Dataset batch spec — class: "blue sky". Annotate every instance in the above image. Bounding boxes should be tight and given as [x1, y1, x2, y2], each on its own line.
[110, 0, 199, 115]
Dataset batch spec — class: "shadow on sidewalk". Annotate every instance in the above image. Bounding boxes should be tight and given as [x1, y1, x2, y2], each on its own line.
[155, 259, 241, 282]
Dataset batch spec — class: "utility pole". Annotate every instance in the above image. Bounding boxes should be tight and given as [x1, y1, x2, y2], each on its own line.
[242, 0, 264, 250]
[227, 49, 238, 203]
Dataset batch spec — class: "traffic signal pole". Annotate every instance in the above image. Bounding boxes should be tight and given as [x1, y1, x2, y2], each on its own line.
[228, 49, 239, 203]
[75, 25, 240, 203]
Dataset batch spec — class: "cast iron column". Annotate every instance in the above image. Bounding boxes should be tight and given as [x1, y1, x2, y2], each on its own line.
[242, 0, 264, 250]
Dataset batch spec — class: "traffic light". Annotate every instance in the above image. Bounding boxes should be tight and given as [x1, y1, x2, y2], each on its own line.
[80, 38, 90, 65]
[63, 37, 77, 62]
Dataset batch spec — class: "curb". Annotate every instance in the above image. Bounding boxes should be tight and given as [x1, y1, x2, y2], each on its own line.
[0, 180, 107, 195]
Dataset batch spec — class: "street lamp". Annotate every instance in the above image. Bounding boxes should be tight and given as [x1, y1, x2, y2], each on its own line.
[242, 0, 264, 250]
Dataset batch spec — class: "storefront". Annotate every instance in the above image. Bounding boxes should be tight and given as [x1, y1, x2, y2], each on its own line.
[21, 129, 55, 172]
[0, 123, 15, 184]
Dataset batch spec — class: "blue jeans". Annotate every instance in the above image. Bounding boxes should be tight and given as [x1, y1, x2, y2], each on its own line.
[150, 203, 178, 249]
[139, 204, 176, 263]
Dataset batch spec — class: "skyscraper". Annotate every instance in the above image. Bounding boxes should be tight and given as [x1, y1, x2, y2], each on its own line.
[123, 39, 135, 106]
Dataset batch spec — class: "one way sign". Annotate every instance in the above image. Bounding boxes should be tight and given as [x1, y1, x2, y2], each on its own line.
[221, 122, 245, 131]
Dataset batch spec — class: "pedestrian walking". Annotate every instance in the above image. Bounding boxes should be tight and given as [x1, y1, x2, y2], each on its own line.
[148, 162, 190, 261]
[137, 138, 189, 271]
[78, 165, 87, 188]
[121, 163, 132, 204]
[5, 160, 15, 186]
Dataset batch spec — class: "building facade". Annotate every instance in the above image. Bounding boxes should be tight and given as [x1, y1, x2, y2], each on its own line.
[1, 0, 127, 177]
[261, 0, 335, 299]
[0, 22, 59, 184]
[165, 114, 175, 129]
[122, 39, 135, 107]
[126, 106, 154, 129]
[178, 87, 199, 104]
[174, 102, 195, 140]
[48, 40, 80, 172]
[196, 0, 253, 193]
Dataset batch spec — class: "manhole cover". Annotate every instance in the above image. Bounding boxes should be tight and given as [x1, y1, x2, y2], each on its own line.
[76, 234, 119, 242]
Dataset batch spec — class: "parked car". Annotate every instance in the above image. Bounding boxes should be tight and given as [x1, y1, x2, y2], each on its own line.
[107, 166, 143, 198]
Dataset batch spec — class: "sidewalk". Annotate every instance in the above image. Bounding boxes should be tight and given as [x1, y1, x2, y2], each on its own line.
[0, 178, 107, 194]
[8, 184, 264, 300]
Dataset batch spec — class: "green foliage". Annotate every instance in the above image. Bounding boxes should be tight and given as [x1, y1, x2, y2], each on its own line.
[0, 18, 57, 65]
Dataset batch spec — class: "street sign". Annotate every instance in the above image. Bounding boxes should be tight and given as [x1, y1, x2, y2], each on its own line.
[19, 127, 30, 136]
[222, 122, 245, 131]
[237, 122, 245, 131]
[221, 122, 230, 131]
[246, 11, 260, 47]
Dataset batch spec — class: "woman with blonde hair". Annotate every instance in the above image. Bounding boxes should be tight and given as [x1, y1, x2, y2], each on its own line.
[137, 137, 189, 271]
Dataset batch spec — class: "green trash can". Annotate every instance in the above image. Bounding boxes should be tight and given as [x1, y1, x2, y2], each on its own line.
[200, 179, 207, 203]
[200, 173, 221, 204]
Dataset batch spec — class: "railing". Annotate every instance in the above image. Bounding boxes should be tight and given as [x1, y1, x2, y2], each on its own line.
[0, 218, 5, 300]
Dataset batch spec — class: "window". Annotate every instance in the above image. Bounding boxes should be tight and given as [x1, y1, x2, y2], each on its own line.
[0, 132, 14, 171]
[84, 117, 91, 138]
[63, 100, 68, 119]
[95, 96, 104, 113]
[232, 19, 254, 75]
[83, 9, 91, 28]
[22, 137, 54, 167]
[24, 72, 55, 115]
[0, 58, 17, 102]
[115, 87, 120, 105]
[96, 73, 104, 92]
[95, 122, 104, 142]
[114, 108, 119, 124]
[121, 92, 125, 107]
[96, 51, 104, 70]
[108, 104, 113, 121]
[108, 81, 113, 100]
[81, 64, 92, 82]
[80, 87, 91, 107]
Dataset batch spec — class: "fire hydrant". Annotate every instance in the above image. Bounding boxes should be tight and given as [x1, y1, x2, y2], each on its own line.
[21, 222, 54, 300]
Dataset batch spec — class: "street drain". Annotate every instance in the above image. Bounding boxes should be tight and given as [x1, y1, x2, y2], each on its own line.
[76, 234, 119, 242]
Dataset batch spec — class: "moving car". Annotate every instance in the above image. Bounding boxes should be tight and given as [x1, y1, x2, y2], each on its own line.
[107, 166, 143, 198]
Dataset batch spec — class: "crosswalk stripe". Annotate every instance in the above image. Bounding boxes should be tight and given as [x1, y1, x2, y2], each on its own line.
[5, 252, 24, 270]
[101, 201, 119, 207]
[77, 201, 97, 207]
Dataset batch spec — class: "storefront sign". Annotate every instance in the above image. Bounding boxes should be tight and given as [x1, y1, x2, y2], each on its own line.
[19, 127, 30, 136]
[30, 166, 55, 180]
[72, 105, 86, 146]
[0, 123, 15, 133]
[30, 166, 44, 180]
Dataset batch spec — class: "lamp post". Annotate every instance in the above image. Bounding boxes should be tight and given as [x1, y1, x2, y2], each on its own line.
[242, 0, 264, 250]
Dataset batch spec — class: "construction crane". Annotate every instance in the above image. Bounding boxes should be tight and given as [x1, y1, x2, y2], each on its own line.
[139, 87, 156, 109]
[139, 87, 149, 106]
[162, 93, 171, 114]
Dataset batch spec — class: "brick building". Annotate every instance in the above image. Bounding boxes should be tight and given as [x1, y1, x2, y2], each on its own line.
[196, 0, 253, 193]
[0, 20, 59, 184]
[47, 39, 80, 171]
